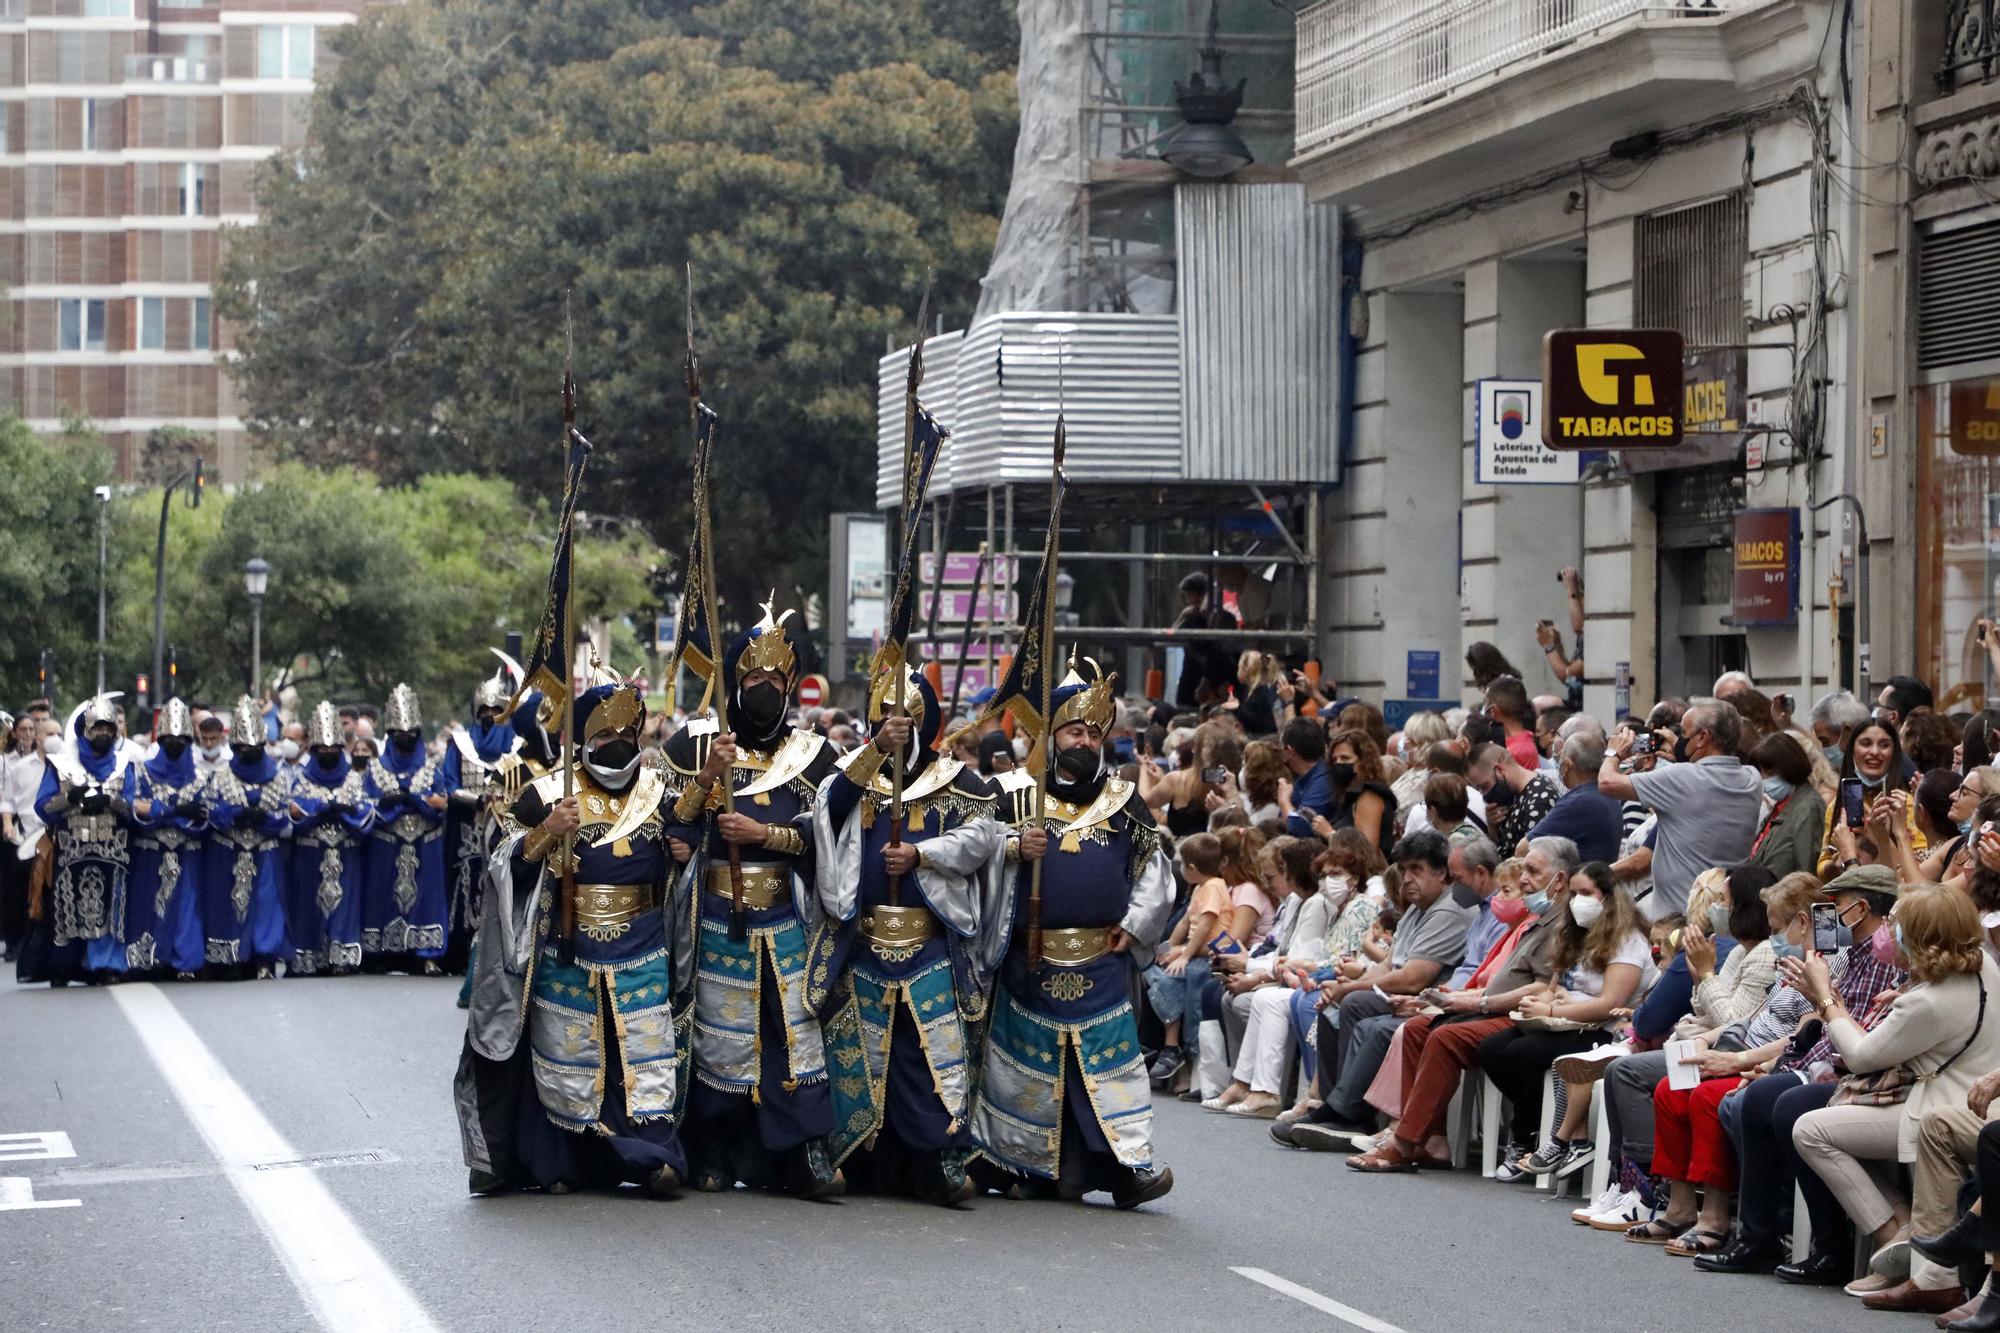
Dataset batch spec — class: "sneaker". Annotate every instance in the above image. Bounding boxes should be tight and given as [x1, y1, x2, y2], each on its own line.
[1554, 1139, 1597, 1180]
[1586, 1190, 1654, 1232]
[1290, 1122, 1369, 1153]
[1517, 1139, 1569, 1175]
[1148, 1049, 1185, 1088]
[1349, 1130, 1388, 1154]
[1553, 1043, 1630, 1086]
[1493, 1153, 1537, 1183]
[1572, 1183, 1626, 1225]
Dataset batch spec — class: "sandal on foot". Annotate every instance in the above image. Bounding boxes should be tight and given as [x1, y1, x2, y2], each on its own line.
[1346, 1143, 1420, 1173]
[1665, 1228, 1730, 1258]
[1625, 1219, 1683, 1245]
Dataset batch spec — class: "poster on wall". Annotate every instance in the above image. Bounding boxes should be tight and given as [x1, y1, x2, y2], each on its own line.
[1731, 508, 1799, 628]
[1475, 380, 1578, 485]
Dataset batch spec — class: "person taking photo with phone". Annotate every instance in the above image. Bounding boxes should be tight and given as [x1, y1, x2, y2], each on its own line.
[1820, 718, 1925, 878]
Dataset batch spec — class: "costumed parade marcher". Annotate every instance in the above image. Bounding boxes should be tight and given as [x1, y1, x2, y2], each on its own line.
[458, 676, 692, 1197]
[122, 699, 208, 979]
[443, 661, 521, 979]
[203, 696, 292, 979]
[810, 666, 1004, 1204]
[361, 684, 450, 973]
[968, 659, 1177, 1209]
[30, 696, 135, 985]
[285, 701, 373, 976]
[662, 602, 843, 1198]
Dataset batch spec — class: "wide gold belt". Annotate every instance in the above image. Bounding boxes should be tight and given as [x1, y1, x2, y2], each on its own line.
[859, 904, 940, 949]
[705, 862, 788, 910]
[574, 883, 658, 940]
[1013, 925, 1114, 966]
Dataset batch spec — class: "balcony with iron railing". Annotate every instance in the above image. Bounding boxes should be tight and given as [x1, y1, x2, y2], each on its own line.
[1291, 0, 1826, 219]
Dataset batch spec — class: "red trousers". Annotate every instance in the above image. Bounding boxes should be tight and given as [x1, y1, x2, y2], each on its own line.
[1651, 1074, 1739, 1189]
[1394, 1013, 1514, 1144]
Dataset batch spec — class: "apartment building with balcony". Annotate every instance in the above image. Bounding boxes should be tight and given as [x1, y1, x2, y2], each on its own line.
[0, 0, 376, 482]
[1293, 0, 1856, 715]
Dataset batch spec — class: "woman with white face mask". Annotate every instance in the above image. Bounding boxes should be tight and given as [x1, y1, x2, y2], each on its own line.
[0, 712, 50, 962]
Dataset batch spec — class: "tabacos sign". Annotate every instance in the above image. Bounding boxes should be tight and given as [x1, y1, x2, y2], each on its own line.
[1541, 329, 1685, 450]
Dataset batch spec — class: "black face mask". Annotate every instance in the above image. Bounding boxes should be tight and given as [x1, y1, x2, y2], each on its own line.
[1672, 734, 1691, 764]
[1054, 744, 1100, 784]
[1483, 778, 1511, 807]
[741, 681, 786, 732]
[160, 737, 189, 761]
[1329, 761, 1357, 789]
[233, 744, 263, 766]
[391, 731, 419, 753]
[87, 734, 113, 756]
[315, 749, 344, 769]
[587, 739, 639, 771]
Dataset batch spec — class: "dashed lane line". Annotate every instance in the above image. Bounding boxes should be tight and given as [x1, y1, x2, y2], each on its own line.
[1232, 1266, 1408, 1333]
[111, 983, 439, 1333]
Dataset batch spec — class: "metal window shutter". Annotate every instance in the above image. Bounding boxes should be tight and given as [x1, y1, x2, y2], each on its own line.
[1920, 220, 2000, 372]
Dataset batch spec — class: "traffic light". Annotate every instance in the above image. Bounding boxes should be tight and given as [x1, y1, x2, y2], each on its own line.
[37, 648, 54, 705]
[190, 456, 204, 508]
[165, 645, 178, 699]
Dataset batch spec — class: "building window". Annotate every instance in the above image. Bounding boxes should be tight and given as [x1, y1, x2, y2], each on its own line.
[83, 0, 134, 16]
[58, 298, 107, 352]
[179, 163, 206, 216]
[139, 296, 165, 351]
[192, 296, 211, 352]
[258, 25, 315, 80]
[82, 98, 98, 151]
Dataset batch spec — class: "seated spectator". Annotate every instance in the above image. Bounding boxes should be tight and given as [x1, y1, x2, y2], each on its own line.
[1788, 882, 2000, 1311]
[1748, 732, 1826, 880]
[1877, 674, 1937, 729]
[1276, 717, 1333, 838]
[1416, 772, 1480, 843]
[1234, 740, 1290, 825]
[1883, 769, 1982, 887]
[1345, 857, 1564, 1172]
[1809, 689, 1872, 768]
[1145, 832, 1229, 1093]
[1389, 714, 1452, 814]
[1321, 728, 1396, 862]
[1527, 731, 1623, 863]
[1288, 830, 1470, 1143]
[1822, 717, 1927, 877]
[1486, 675, 1543, 772]
[1140, 720, 1243, 841]
[1619, 867, 1799, 1255]
[1472, 740, 1559, 857]
[1210, 836, 1339, 1116]
[1486, 850, 1653, 1180]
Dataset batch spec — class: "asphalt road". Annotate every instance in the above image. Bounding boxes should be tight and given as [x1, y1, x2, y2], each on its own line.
[0, 975, 1866, 1333]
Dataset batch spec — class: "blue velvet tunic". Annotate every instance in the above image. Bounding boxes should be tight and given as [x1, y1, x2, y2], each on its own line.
[285, 753, 373, 973]
[361, 740, 449, 960]
[123, 747, 207, 974]
[203, 753, 291, 969]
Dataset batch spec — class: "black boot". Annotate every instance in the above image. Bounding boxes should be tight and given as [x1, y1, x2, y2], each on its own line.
[1112, 1164, 1174, 1210]
[1774, 1247, 1849, 1286]
[1915, 1211, 1988, 1270]
[467, 1168, 512, 1196]
[784, 1140, 844, 1200]
[922, 1152, 976, 1208]
[1693, 1234, 1783, 1275]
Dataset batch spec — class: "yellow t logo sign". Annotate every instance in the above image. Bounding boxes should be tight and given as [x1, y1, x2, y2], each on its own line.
[1576, 344, 1654, 406]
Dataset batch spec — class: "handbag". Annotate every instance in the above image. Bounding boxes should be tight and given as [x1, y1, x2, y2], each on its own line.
[1829, 978, 1987, 1108]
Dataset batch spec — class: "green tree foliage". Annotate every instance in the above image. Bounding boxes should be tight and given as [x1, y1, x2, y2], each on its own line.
[217, 0, 1017, 627]
[0, 415, 116, 707]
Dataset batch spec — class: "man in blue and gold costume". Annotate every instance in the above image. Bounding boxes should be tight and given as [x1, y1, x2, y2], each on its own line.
[285, 701, 373, 977]
[123, 697, 207, 979]
[663, 600, 843, 1198]
[361, 683, 451, 974]
[458, 675, 691, 1197]
[969, 658, 1177, 1209]
[811, 665, 1005, 1205]
[203, 696, 291, 979]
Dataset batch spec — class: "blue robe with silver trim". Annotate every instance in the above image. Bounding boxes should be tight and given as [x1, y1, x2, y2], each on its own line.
[203, 753, 291, 969]
[811, 754, 1004, 1171]
[285, 755, 373, 973]
[33, 743, 135, 981]
[969, 777, 1174, 1186]
[362, 742, 449, 960]
[123, 749, 208, 974]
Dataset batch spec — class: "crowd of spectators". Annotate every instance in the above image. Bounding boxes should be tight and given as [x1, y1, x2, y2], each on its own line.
[1122, 657, 2000, 1330]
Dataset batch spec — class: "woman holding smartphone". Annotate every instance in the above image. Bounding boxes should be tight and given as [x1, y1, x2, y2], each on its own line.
[1820, 719, 1924, 878]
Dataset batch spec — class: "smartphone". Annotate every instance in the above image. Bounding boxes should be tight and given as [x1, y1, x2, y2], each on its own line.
[1200, 765, 1229, 785]
[1838, 777, 1867, 830]
[1776, 692, 1795, 714]
[1810, 901, 1841, 953]
[1628, 733, 1657, 757]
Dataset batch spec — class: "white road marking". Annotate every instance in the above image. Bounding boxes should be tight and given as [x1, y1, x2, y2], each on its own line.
[111, 983, 439, 1333]
[1231, 1267, 1407, 1333]
[0, 1130, 75, 1162]
[0, 1177, 80, 1211]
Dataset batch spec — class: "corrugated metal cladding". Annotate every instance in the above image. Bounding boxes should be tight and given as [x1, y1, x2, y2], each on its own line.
[1919, 218, 2000, 373]
[874, 333, 963, 510]
[1175, 182, 1341, 483]
[877, 313, 1184, 499]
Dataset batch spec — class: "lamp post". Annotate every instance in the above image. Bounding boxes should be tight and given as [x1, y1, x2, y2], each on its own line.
[93, 485, 111, 695]
[244, 556, 269, 696]
[1157, 0, 1255, 179]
